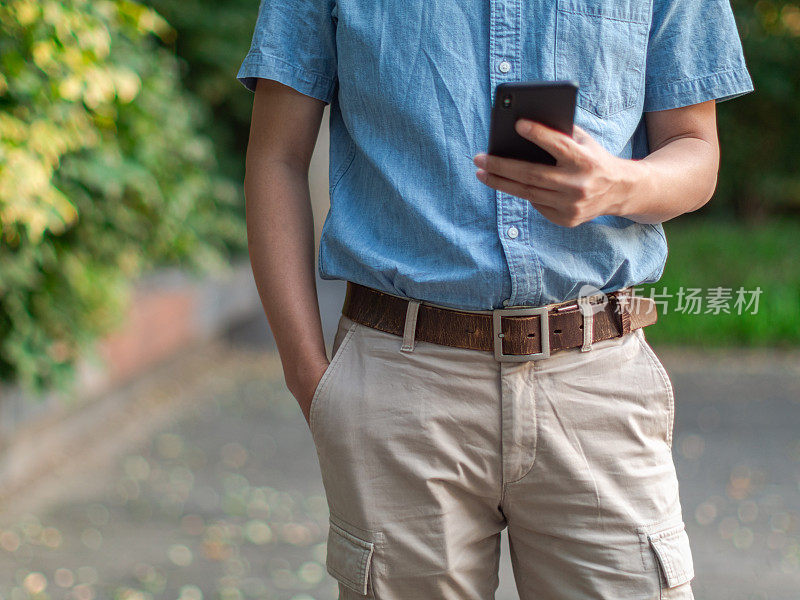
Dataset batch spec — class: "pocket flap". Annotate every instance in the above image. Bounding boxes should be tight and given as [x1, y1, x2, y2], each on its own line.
[326, 520, 374, 595]
[648, 521, 694, 588]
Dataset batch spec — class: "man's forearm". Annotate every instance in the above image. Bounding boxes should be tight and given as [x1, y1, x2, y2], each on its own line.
[245, 161, 327, 396]
[474, 102, 720, 229]
[616, 135, 719, 225]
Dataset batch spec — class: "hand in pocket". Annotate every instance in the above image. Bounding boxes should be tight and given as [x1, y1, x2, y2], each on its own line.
[289, 357, 331, 427]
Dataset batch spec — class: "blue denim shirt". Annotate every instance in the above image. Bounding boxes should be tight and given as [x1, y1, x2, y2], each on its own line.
[238, 0, 753, 310]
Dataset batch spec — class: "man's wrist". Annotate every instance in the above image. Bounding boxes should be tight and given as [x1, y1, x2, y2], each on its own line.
[610, 157, 658, 224]
[285, 349, 329, 393]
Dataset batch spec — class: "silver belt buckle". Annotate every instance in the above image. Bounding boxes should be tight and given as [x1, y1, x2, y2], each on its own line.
[492, 306, 551, 362]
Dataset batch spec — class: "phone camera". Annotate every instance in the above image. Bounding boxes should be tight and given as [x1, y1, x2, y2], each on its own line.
[502, 94, 513, 109]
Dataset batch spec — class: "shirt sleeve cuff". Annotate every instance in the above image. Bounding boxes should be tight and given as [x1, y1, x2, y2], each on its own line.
[236, 51, 337, 104]
[643, 66, 755, 112]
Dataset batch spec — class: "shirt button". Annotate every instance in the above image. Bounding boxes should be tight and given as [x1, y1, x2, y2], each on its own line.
[506, 226, 519, 239]
[498, 61, 512, 73]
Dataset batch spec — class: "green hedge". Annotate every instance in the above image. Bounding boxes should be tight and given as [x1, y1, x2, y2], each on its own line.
[142, 0, 256, 182]
[711, 0, 800, 220]
[0, 0, 244, 393]
[642, 218, 800, 347]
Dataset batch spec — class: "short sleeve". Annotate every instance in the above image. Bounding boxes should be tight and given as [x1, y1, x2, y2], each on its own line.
[236, 0, 338, 104]
[643, 0, 754, 112]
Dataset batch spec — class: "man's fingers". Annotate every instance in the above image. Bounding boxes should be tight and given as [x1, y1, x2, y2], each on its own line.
[473, 153, 568, 191]
[571, 124, 592, 144]
[475, 169, 578, 226]
[514, 119, 582, 164]
[475, 169, 559, 208]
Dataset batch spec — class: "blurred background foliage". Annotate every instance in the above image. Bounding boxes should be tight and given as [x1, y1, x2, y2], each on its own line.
[142, 0, 256, 184]
[713, 0, 800, 221]
[0, 0, 798, 393]
[0, 0, 244, 392]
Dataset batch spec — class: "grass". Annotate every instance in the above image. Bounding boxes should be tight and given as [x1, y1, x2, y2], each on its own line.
[639, 218, 800, 347]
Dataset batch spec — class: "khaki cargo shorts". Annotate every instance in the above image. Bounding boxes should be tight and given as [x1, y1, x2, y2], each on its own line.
[308, 312, 695, 599]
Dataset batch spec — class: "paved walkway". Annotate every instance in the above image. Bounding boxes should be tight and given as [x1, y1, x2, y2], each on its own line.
[0, 279, 798, 599]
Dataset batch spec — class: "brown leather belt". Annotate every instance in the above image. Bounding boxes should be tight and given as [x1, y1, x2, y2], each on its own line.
[342, 281, 657, 361]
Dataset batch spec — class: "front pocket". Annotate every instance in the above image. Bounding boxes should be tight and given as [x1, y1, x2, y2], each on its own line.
[309, 317, 360, 437]
[555, 0, 649, 118]
[645, 518, 695, 598]
[326, 519, 376, 596]
[636, 328, 676, 449]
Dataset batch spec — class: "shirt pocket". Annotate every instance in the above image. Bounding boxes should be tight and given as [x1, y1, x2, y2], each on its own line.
[555, 0, 650, 118]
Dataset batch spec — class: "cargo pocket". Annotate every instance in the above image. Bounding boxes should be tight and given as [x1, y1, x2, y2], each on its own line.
[642, 518, 695, 599]
[326, 519, 377, 596]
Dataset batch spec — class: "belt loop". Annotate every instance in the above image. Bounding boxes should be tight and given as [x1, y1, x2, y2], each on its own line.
[400, 299, 421, 353]
[611, 290, 632, 336]
[577, 296, 594, 352]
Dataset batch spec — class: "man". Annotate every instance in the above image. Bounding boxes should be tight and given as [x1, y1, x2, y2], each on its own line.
[238, 1, 753, 598]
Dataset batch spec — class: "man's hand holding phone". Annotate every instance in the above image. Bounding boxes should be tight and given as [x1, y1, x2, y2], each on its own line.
[474, 119, 640, 228]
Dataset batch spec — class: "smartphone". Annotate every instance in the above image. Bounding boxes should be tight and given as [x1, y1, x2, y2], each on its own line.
[487, 81, 578, 165]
